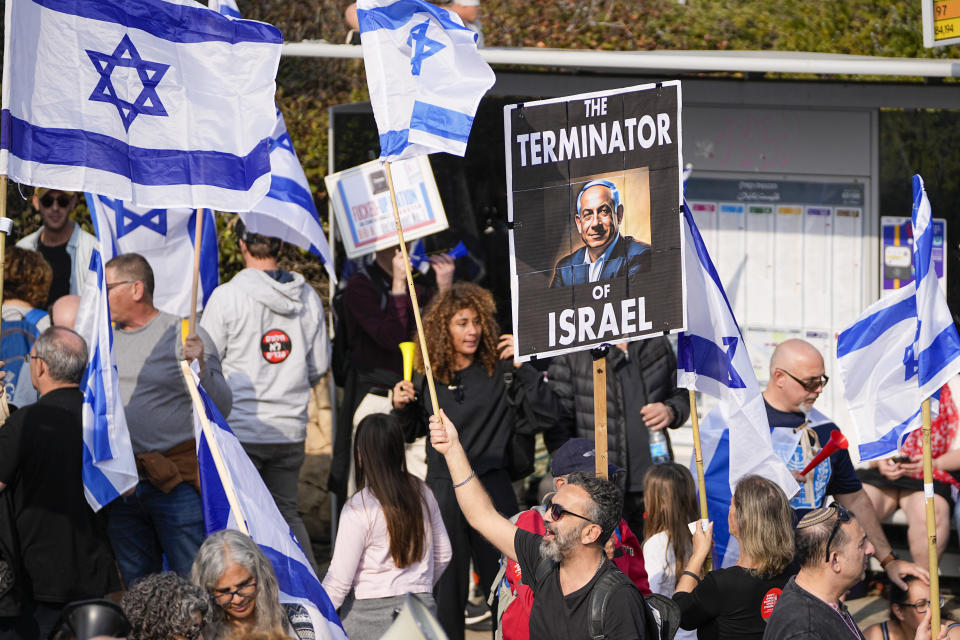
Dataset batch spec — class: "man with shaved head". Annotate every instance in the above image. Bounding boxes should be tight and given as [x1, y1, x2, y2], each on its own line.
[50, 294, 80, 329]
[763, 339, 925, 589]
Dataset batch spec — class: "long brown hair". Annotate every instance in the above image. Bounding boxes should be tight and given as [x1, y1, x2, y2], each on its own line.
[733, 475, 794, 577]
[643, 463, 698, 581]
[353, 413, 426, 568]
[415, 282, 499, 384]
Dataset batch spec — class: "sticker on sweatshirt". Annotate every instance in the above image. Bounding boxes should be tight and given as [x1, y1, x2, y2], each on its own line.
[760, 588, 782, 619]
[261, 329, 291, 363]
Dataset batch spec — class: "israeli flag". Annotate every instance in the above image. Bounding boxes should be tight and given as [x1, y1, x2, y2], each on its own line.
[75, 249, 138, 511]
[1, 0, 282, 211]
[837, 175, 960, 461]
[189, 369, 347, 640]
[677, 201, 798, 567]
[357, 0, 495, 160]
[87, 195, 218, 317]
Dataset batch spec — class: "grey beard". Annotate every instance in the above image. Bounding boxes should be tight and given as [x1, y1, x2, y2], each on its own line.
[539, 537, 563, 563]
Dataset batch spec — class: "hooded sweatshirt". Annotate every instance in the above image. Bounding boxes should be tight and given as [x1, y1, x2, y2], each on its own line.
[200, 268, 329, 443]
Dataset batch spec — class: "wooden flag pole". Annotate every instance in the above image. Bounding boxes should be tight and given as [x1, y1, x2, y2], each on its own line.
[591, 345, 610, 480]
[180, 360, 250, 535]
[187, 209, 206, 335]
[0, 176, 12, 421]
[921, 397, 941, 636]
[383, 162, 440, 417]
[688, 388, 711, 571]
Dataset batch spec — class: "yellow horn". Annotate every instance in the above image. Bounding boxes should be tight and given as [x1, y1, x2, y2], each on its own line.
[399, 341, 416, 382]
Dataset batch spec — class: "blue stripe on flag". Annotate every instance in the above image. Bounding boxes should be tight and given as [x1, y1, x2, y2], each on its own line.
[836, 294, 916, 358]
[32, 0, 282, 44]
[918, 324, 960, 387]
[3, 111, 271, 190]
[682, 202, 738, 322]
[357, 0, 468, 33]
[703, 428, 734, 564]
[218, 5, 241, 18]
[379, 129, 411, 158]
[266, 176, 320, 220]
[82, 443, 121, 507]
[676, 334, 746, 389]
[86, 346, 115, 462]
[198, 432, 233, 533]
[859, 407, 922, 461]
[260, 545, 343, 626]
[410, 101, 473, 143]
[913, 176, 933, 285]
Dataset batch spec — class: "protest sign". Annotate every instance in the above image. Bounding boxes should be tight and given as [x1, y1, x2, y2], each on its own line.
[325, 156, 447, 259]
[506, 81, 685, 360]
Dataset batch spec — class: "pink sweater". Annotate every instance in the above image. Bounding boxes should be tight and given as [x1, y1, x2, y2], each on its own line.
[322, 483, 452, 608]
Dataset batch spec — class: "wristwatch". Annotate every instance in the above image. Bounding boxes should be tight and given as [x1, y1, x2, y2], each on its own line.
[880, 551, 898, 569]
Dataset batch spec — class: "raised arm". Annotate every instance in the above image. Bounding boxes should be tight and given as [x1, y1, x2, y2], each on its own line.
[429, 409, 519, 561]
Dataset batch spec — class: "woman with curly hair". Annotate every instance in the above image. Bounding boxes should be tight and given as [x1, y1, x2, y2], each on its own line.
[392, 281, 549, 640]
[122, 572, 208, 640]
[2, 246, 52, 408]
[190, 530, 313, 640]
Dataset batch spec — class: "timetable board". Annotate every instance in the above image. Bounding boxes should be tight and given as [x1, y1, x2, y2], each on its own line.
[686, 176, 867, 424]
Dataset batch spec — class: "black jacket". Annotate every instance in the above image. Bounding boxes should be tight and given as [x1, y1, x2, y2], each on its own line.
[545, 337, 690, 477]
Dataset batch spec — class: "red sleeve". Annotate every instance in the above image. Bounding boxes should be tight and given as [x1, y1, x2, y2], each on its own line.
[506, 509, 546, 588]
[612, 518, 651, 595]
[343, 273, 418, 351]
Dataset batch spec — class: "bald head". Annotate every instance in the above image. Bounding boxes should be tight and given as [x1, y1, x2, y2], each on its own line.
[764, 339, 827, 413]
[769, 339, 824, 378]
[51, 294, 81, 329]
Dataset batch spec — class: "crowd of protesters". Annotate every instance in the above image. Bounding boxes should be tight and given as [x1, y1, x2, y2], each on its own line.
[3, 187, 960, 640]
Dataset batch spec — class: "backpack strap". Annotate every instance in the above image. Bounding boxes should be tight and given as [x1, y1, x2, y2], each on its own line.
[23, 308, 47, 326]
[588, 567, 640, 640]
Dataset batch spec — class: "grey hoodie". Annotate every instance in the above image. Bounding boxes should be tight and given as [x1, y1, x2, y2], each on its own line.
[200, 268, 329, 443]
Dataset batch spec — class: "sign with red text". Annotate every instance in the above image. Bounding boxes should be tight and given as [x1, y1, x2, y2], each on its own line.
[505, 81, 685, 361]
[325, 155, 447, 258]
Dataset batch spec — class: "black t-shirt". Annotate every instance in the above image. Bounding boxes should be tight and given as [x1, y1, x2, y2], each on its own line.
[37, 241, 71, 306]
[514, 528, 647, 640]
[0, 388, 121, 602]
[673, 565, 792, 640]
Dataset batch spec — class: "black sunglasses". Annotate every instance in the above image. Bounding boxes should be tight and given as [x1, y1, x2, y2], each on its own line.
[40, 194, 72, 209]
[542, 494, 595, 525]
[778, 368, 829, 392]
[824, 503, 852, 562]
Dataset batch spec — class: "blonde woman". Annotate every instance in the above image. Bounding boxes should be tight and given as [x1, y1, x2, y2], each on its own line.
[673, 475, 795, 640]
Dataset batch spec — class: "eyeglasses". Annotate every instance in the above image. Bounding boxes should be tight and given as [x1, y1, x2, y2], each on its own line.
[39, 194, 72, 209]
[778, 369, 829, 392]
[24, 352, 43, 363]
[211, 578, 257, 604]
[105, 279, 136, 292]
[824, 503, 852, 562]
[900, 597, 946, 614]
[542, 494, 595, 525]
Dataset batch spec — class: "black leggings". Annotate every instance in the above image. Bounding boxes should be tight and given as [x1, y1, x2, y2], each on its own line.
[429, 469, 519, 640]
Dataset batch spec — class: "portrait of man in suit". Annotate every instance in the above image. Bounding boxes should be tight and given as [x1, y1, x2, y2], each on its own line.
[550, 179, 651, 287]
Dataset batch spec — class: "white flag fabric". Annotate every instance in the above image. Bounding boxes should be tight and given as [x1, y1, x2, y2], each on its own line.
[76, 249, 138, 511]
[837, 175, 960, 460]
[1, 0, 282, 211]
[357, 0, 494, 160]
[677, 201, 798, 566]
[189, 369, 347, 640]
[87, 194, 218, 317]
[207, 0, 335, 280]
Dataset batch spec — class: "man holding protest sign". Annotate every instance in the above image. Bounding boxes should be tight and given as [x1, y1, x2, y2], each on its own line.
[550, 179, 651, 287]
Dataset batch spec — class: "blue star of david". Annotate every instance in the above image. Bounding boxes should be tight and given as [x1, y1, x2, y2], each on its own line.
[86, 35, 170, 132]
[406, 21, 445, 76]
[270, 132, 293, 154]
[101, 197, 167, 238]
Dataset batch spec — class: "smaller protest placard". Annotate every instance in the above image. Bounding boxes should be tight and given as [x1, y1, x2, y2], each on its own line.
[325, 156, 447, 258]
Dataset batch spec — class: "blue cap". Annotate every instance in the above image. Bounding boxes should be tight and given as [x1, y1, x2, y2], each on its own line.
[552, 438, 623, 477]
